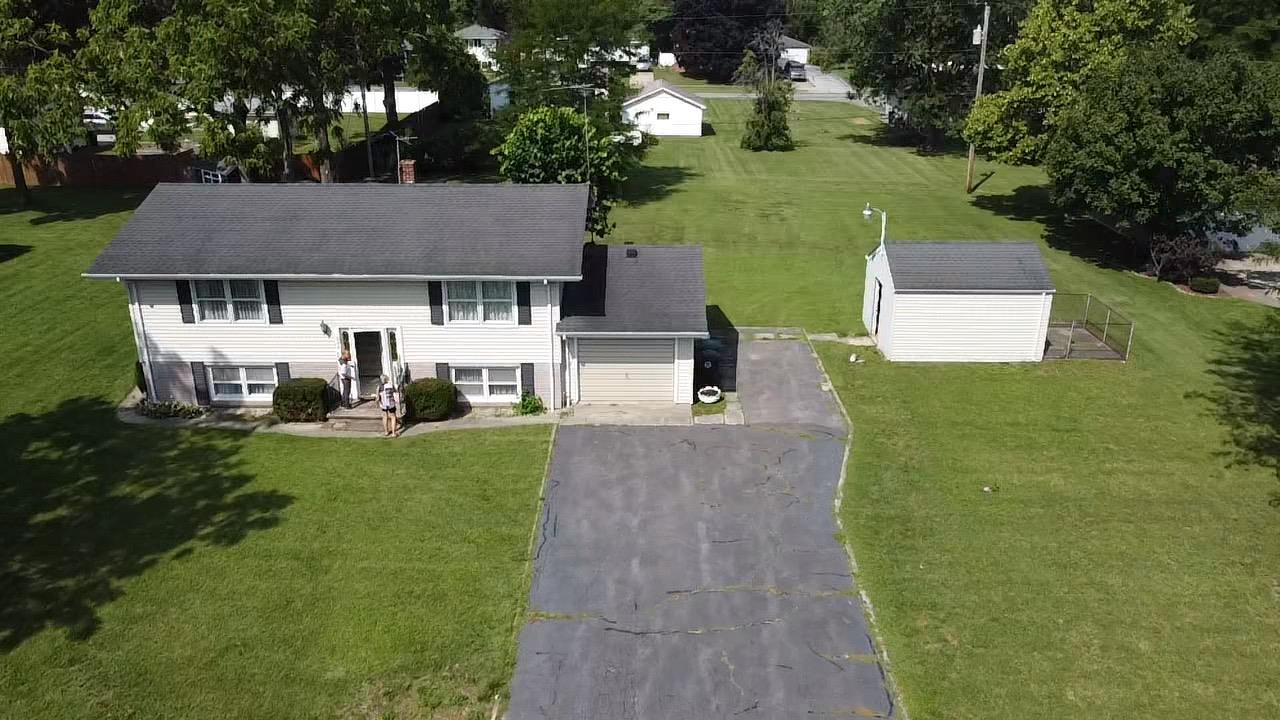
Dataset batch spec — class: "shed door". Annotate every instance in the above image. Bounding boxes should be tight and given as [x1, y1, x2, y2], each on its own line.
[577, 338, 675, 403]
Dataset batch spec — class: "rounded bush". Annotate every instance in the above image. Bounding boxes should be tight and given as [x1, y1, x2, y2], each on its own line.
[272, 378, 331, 422]
[1189, 276, 1220, 294]
[405, 378, 456, 421]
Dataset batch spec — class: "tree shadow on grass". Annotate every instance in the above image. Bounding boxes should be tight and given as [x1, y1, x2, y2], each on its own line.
[971, 184, 1142, 272]
[618, 165, 699, 206]
[836, 122, 969, 158]
[0, 244, 32, 263]
[0, 398, 292, 651]
[1198, 313, 1280, 506]
[0, 187, 147, 225]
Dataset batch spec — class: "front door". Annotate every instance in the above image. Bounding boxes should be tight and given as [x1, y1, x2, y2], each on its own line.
[353, 331, 383, 398]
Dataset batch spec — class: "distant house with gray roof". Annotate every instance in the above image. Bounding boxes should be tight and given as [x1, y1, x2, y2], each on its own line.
[84, 183, 707, 411]
[454, 24, 507, 70]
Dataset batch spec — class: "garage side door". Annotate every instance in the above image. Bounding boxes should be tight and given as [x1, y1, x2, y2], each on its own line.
[578, 338, 675, 402]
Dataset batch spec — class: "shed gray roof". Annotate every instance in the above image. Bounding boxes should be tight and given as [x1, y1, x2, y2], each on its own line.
[86, 183, 590, 279]
[780, 35, 812, 49]
[558, 244, 708, 335]
[882, 242, 1054, 292]
[624, 80, 707, 110]
[454, 23, 505, 40]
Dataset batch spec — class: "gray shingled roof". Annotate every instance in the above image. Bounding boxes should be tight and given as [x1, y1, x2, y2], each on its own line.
[454, 23, 505, 40]
[883, 242, 1055, 292]
[86, 183, 590, 279]
[780, 35, 812, 49]
[558, 244, 709, 335]
[624, 80, 707, 110]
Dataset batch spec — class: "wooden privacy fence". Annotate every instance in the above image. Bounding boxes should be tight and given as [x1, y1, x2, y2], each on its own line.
[0, 149, 197, 189]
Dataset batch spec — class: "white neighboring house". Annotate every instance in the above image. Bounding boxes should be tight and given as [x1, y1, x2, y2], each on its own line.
[622, 80, 706, 137]
[339, 85, 440, 115]
[454, 24, 506, 71]
[84, 183, 707, 409]
[657, 52, 677, 67]
[780, 35, 812, 66]
[863, 242, 1055, 362]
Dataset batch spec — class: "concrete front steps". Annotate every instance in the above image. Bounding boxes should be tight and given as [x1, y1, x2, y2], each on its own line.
[327, 403, 387, 433]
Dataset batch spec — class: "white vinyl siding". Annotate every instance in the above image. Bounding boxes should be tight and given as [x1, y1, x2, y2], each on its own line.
[577, 338, 675, 402]
[674, 338, 694, 403]
[887, 293, 1052, 362]
[623, 89, 704, 136]
[131, 280, 562, 368]
[453, 366, 520, 402]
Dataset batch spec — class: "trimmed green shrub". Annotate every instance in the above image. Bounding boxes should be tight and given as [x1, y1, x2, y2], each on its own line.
[513, 391, 545, 416]
[405, 378, 456, 421]
[273, 378, 331, 422]
[1189, 276, 1220, 294]
[137, 400, 205, 419]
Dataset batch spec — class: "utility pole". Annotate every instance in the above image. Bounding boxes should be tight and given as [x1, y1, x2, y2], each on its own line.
[965, 2, 991, 194]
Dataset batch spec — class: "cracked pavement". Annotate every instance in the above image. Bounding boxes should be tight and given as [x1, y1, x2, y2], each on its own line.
[508, 341, 894, 719]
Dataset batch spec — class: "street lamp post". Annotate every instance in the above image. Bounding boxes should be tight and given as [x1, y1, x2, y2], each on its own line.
[863, 202, 887, 245]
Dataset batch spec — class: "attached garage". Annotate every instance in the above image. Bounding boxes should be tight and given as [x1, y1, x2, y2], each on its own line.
[558, 244, 708, 404]
[863, 242, 1055, 362]
[577, 338, 675, 402]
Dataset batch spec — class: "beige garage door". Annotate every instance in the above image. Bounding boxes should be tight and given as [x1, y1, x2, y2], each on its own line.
[578, 338, 675, 403]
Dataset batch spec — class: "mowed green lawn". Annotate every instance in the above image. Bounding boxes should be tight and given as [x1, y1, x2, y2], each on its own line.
[611, 100, 1051, 332]
[614, 100, 1280, 718]
[0, 191, 551, 718]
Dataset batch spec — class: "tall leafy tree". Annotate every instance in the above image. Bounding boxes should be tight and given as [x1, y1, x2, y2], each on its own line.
[0, 0, 94, 204]
[1195, 0, 1280, 61]
[672, 0, 784, 82]
[497, 0, 650, 128]
[964, 0, 1195, 165]
[1040, 45, 1280, 248]
[735, 21, 794, 151]
[823, 0, 1031, 149]
[493, 106, 640, 237]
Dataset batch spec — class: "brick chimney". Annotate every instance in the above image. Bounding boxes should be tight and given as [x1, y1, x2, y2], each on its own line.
[398, 159, 416, 184]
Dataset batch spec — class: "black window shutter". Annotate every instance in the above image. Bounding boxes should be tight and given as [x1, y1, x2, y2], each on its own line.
[176, 280, 195, 324]
[275, 362, 291, 384]
[190, 362, 210, 405]
[264, 281, 283, 324]
[520, 363, 535, 394]
[516, 282, 532, 325]
[428, 282, 444, 325]
[435, 362, 450, 380]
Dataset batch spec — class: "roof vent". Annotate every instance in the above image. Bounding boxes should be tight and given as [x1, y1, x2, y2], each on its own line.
[625, 247, 639, 259]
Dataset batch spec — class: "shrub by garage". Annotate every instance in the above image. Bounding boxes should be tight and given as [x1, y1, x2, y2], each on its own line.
[273, 378, 331, 422]
[405, 378, 457, 421]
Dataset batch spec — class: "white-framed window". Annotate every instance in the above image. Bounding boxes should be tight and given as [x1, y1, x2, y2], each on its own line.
[657, 112, 670, 120]
[445, 280, 515, 323]
[191, 279, 265, 322]
[452, 367, 520, 400]
[209, 366, 277, 401]
[200, 169, 224, 184]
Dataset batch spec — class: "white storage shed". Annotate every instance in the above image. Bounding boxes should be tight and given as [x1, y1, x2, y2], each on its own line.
[863, 242, 1055, 362]
[622, 80, 706, 137]
[780, 35, 812, 66]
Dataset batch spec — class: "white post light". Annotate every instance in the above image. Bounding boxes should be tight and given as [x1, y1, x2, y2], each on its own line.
[863, 202, 887, 245]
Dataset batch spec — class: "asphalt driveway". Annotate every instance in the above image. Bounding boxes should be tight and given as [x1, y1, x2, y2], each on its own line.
[507, 340, 892, 719]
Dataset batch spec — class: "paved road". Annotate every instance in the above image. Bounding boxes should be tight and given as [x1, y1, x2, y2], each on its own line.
[700, 66, 856, 103]
[507, 340, 894, 719]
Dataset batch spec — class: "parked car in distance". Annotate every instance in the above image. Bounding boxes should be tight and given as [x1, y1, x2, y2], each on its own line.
[635, 59, 652, 71]
[786, 62, 807, 81]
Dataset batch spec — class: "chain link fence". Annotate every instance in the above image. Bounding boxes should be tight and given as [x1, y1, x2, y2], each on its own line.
[1046, 293, 1134, 361]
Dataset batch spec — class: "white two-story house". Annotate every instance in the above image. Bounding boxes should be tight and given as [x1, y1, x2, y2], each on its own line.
[85, 183, 707, 410]
[454, 24, 507, 71]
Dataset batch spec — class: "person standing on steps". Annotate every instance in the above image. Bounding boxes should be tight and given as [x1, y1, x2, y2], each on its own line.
[338, 351, 356, 408]
[378, 374, 399, 437]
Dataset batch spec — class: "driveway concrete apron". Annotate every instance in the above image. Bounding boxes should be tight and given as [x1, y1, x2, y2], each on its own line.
[508, 340, 893, 719]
